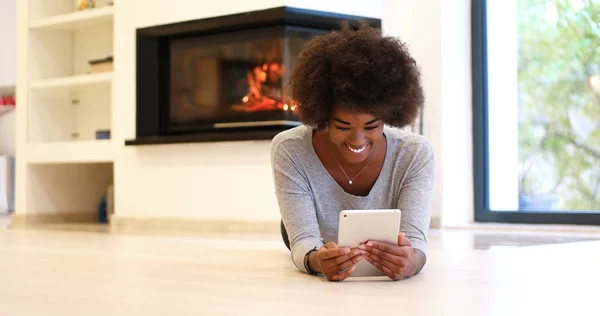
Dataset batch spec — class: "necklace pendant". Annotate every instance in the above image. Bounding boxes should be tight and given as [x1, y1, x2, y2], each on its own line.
[349, 180, 353, 184]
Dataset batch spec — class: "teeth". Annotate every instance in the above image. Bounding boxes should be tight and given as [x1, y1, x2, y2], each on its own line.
[346, 143, 367, 153]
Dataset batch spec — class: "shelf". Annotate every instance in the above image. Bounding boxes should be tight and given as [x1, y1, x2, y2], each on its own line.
[29, 6, 114, 31]
[0, 106, 15, 116]
[27, 141, 115, 164]
[0, 85, 15, 94]
[30, 73, 113, 92]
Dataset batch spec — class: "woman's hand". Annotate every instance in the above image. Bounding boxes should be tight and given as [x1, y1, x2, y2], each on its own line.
[314, 242, 365, 281]
[359, 233, 417, 281]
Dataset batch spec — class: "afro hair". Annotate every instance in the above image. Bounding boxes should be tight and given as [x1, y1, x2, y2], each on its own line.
[287, 22, 424, 129]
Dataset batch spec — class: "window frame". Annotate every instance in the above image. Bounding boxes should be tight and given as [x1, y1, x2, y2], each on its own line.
[471, 0, 600, 225]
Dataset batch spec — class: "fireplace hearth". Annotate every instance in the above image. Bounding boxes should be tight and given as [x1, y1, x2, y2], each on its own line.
[125, 7, 381, 146]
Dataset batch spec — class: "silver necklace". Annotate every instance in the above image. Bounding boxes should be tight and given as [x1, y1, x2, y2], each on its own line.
[328, 140, 377, 185]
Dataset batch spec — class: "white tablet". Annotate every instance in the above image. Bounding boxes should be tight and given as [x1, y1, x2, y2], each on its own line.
[337, 209, 401, 277]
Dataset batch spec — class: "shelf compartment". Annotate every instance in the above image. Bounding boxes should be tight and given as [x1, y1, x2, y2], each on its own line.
[29, 6, 114, 31]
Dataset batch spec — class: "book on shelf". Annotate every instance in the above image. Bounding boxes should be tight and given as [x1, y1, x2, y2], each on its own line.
[88, 56, 113, 74]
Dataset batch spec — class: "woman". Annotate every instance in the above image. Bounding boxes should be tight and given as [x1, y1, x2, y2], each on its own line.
[270, 22, 435, 282]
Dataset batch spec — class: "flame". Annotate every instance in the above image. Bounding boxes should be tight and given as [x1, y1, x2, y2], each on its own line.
[230, 61, 296, 113]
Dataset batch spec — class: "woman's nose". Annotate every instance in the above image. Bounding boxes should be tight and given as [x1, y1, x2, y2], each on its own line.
[348, 130, 366, 145]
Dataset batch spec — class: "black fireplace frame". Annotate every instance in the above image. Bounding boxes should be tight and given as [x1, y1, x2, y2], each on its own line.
[125, 6, 381, 146]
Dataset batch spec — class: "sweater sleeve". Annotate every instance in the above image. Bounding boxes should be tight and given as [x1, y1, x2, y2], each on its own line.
[396, 140, 436, 256]
[271, 139, 324, 273]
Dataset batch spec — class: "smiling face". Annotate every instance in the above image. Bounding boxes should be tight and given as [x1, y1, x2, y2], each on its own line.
[327, 107, 385, 165]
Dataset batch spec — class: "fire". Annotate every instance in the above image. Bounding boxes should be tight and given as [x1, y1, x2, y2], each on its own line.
[231, 62, 289, 113]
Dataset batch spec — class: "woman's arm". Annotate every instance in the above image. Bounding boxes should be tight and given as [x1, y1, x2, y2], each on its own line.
[412, 248, 427, 275]
[397, 140, 436, 272]
[271, 136, 364, 280]
[271, 139, 323, 273]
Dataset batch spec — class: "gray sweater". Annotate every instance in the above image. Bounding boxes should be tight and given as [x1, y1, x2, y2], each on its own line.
[270, 125, 436, 273]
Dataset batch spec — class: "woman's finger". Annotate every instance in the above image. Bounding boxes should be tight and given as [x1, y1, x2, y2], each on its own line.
[329, 265, 356, 281]
[365, 251, 403, 274]
[332, 253, 363, 272]
[321, 247, 352, 260]
[322, 242, 337, 249]
[364, 255, 396, 279]
[366, 241, 411, 257]
[401, 238, 412, 247]
[366, 246, 404, 266]
[323, 248, 364, 266]
[325, 251, 363, 271]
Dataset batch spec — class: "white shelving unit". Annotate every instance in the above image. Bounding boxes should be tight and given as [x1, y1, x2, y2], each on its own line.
[29, 6, 114, 31]
[27, 140, 114, 164]
[15, 0, 116, 223]
[30, 72, 113, 91]
[25, 0, 114, 144]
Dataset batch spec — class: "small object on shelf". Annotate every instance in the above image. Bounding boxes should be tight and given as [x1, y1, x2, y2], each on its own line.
[95, 129, 111, 140]
[106, 184, 114, 223]
[88, 55, 113, 74]
[98, 195, 107, 223]
[0, 94, 16, 115]
[0, 94, 16, 106]
[75, 0, 95, 11]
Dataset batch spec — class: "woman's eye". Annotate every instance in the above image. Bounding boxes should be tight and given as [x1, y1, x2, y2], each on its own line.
[335, 126, 350, 131]
[364, 125, 379, 130]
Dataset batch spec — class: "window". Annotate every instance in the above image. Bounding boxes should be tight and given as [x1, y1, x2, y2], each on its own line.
[472, 0, 600, 224]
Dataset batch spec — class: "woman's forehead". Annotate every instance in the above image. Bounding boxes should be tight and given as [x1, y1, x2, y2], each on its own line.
[331, 108, 379, 123]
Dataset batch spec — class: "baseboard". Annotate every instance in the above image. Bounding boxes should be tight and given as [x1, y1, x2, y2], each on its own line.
[10, 212, 98, 228]
[9, 213, 441, 236]
[109, 216, 281, 235]
[111, 215, 441, 236]
[9, 212, 279, 235]
[445, 222, 600, 234]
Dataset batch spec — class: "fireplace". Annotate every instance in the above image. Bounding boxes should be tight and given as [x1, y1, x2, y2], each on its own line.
[167, 25, 316, 132]
[126, 7, 381, 145]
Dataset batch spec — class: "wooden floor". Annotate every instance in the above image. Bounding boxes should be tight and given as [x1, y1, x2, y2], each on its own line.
[0, 226, 599, 315]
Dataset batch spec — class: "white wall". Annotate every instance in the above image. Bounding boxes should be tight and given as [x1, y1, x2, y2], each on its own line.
[113, 0, 474, 225]
[384, 0, 474, 226]
[0, 0, 16, 88]
[439, 0, 474, 226]
[384, 1, 443, 222]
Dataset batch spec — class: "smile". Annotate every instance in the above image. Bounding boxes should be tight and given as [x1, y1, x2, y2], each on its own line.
[346, 143, 368, 154]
